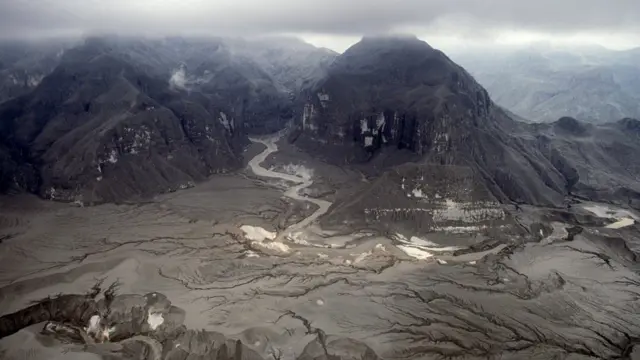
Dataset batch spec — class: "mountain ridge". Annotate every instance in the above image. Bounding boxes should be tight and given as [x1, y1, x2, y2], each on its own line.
[2, 35, 640, 211]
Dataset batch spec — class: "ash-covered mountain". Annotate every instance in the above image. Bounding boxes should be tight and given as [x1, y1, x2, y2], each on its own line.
[291, 35, 640, 228]
[2, 34, 640, 213]
[0, 36, 318, 203]
[450, 45, 640, 124]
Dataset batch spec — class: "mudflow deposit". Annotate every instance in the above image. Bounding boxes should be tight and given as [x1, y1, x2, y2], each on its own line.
[1, 35, 640, 360]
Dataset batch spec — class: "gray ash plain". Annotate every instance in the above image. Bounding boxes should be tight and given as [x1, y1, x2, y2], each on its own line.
[1, 136, 639, 360]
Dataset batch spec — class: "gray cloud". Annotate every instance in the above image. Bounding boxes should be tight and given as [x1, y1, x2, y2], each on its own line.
[1, 0, 639, 43]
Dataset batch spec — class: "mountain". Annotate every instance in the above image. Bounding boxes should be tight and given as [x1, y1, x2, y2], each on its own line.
[0, 36, 302, 203]
[290, 36, 640, 230]
[450, 45, 640, 123]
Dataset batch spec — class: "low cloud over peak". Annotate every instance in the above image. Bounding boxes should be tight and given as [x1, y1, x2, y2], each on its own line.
[2, 0, 639, 50]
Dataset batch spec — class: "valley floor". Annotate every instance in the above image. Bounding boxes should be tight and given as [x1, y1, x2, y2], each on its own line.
[0, 136, 639, 359]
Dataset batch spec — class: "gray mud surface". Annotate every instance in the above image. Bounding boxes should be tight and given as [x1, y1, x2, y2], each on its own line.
[1, 136, 639, 360]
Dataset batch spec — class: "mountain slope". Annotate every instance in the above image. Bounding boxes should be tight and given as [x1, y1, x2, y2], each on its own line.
[291, 36, 640, 224]
[0, 36, 294, 203]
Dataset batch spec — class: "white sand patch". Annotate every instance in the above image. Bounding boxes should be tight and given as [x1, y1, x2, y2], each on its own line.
[244, 250, 260, 258]
[398, 245, 434, 260]
[409, 236, 441, 247]
[147, 311, 164, 330]
[606, 218, 635, 229]
[253, 241, 290, 253]
[353, 251, 372, 264]
[583, 203, 637, 229]
[240, 225, 276, 241]
[317, 253, 329, 259]
[437, 259, 448, 265]
[241, 225, 289, 254]
[394, 235, 460, 257]
[281, 163, 313, 181]
[583, 204, 638, 220]
[435, 225, 485, 233]
[375, 244, 387, 251]
[316, 299, 325, 306]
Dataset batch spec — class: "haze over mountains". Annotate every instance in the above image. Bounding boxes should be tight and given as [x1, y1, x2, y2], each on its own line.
[451, 44, 640, 123]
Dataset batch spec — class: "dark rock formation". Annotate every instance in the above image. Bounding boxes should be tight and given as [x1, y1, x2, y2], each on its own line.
[291, 36, 640, 210]
[0, 36, 299, 203]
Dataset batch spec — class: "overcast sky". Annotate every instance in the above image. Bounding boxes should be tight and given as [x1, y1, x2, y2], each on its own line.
[1, 0, 639, 51]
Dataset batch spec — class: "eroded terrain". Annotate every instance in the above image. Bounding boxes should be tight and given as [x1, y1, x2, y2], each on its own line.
[1, 136, 639, 359]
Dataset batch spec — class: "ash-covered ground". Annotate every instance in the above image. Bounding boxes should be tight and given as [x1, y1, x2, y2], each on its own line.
[0, 136, 639, 360]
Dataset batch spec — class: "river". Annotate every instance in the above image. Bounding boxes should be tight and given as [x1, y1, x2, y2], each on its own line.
[248, 136, 332, 241]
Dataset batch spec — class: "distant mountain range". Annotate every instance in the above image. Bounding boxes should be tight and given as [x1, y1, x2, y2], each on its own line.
[450, 44, 640, 123]
[1, 35, 639, 212]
